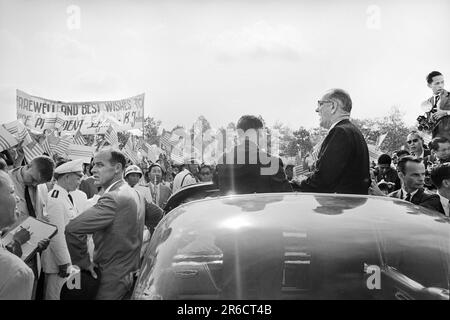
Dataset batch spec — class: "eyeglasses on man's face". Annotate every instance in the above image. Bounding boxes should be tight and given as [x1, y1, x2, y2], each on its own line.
[406, 138, 419, 144]
[317, 100, 334, 108]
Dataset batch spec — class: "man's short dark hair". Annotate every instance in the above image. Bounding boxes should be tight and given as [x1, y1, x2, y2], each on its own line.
[426, 71, 443, 84]
[430, 163, 450, 188]
[377, 154, 391, 165]
[397, 156, 422, 175]
[429, 136, 450, 151]
[236, 115, 264, 131]
[31, 156, 55, 182]
[328, 89, 352, 113]
[109, 150, 127, 171]
[285, 164, 294, 170]
[149, 163, 164, 173]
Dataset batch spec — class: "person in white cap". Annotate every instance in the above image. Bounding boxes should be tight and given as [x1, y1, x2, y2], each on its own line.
[41, 159, 84, 300]
[124, 165, 152, 204]
[172, 157, 199, 193]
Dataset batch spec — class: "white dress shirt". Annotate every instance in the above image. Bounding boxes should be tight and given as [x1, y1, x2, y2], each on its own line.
[401, 188, 419, 201]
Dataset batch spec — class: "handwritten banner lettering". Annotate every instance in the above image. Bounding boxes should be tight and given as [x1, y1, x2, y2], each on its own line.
[16, 89, 144, 134]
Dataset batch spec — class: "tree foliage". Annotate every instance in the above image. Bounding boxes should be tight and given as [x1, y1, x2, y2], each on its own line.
[351, 106, 410, 154]
[143, 116, 161, 145]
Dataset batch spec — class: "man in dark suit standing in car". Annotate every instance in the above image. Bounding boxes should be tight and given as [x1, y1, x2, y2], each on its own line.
[295, 88, 370, 194]
[214, 115, 292, 194]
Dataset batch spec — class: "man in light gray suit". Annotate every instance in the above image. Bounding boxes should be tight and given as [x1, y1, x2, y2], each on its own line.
[65, 149, 163, 300]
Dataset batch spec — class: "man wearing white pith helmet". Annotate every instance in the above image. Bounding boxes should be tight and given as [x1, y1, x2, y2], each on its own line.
[124, 165, 153, 205]
[172, 157, 199, 193]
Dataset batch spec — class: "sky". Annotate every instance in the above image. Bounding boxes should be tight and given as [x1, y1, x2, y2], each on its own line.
[1, 0, 450, 131]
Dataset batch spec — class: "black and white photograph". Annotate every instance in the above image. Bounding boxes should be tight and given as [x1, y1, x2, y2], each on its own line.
[0, 0, 449, 305]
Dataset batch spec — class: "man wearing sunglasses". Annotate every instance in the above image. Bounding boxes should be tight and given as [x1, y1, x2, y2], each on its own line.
[406, 131, 430, 160]
[41, 159, 84, 299]
[295, 89, 370, 194]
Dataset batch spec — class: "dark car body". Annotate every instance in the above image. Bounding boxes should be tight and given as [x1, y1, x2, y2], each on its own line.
[133, 192, 450, 300]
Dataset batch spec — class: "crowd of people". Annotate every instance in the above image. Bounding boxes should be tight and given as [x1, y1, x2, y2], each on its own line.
[1, 70, 449, 300]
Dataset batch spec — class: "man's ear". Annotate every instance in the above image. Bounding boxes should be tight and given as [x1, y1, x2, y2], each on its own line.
[331, 101, 340, 114]
[443, 179, 450, 188]
[427, 83, 432, 89]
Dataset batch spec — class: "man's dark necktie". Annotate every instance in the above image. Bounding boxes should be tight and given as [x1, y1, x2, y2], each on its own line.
[24, 186, 36, 218]
[405, 193, 411, 202]
[434, 95, 441, 108]
[68, 194, 74, 205]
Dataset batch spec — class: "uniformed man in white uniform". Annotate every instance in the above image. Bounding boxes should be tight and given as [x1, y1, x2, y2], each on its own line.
[41, 159, 83, 300]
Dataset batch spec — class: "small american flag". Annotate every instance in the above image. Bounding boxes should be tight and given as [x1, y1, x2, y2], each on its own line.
[159, 132, 172, 151]
[43, 117, 57, 130]
[53, 135, 73, 157]
[170, 152, 184, 165]
[54, 116, 65, 130]
[0, 125, 19, 152]
[139, 142, 150, 155]
[40, 137, 53, 157]
[3, 120, 33, 145]
[67, 144, 95, 163]
[24, 141, 45, 163]
[294, 164, 309, 177]
[122, 138, 139, 164]
[105, 125, 119, 147]
[367, 144, 383, 163]
[170, 143, 185, 164]
[73, 129, 87, 145]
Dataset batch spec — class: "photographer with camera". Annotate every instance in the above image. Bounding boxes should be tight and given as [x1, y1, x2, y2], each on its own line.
[419, 71, 450, 140]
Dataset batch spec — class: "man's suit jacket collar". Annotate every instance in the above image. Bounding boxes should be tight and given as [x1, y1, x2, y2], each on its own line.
[410, 188, 425, 203]
[104, 179, 125, 194]
[399, 188, 420, 200]
[328, 118, 350, 132]
[317, 118, 351, 157]
[391, 188, 423, 203]
[428, 89, 450, 110]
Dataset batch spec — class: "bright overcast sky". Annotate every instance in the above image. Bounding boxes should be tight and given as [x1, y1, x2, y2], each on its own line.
[1, 0, 449, 131]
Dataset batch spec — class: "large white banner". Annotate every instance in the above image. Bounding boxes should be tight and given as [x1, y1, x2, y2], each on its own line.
[16, 89, 144, 134]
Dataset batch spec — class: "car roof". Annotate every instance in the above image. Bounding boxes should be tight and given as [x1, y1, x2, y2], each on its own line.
[162, 192, 450, 242]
